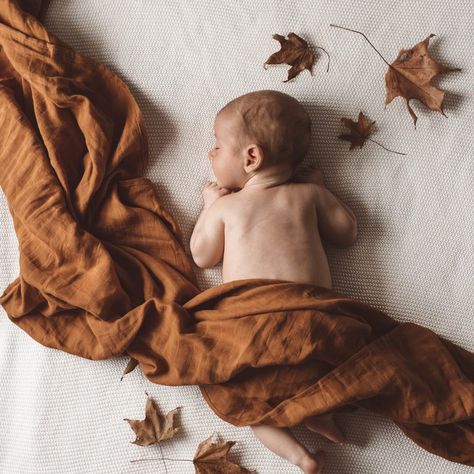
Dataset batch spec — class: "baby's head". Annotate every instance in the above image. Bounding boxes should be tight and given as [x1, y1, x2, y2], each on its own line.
[209, 90, 311, 190]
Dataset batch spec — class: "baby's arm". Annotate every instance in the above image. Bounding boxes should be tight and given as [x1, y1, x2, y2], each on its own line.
[190, 181, 230, 268]
[315, 185, 358, 248]
[295, 166, 357, 247]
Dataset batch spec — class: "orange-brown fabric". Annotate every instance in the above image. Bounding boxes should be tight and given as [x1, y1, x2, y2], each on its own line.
[0, 0, 473, 467]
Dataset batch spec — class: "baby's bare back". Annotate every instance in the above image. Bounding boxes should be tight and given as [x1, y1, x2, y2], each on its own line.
[221, 182, 332, 289]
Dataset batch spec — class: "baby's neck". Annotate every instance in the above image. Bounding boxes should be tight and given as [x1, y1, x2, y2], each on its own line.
[241, 165, 294, 191]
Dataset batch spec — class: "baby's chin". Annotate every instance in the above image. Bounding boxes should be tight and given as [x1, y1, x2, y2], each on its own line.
[216, 179, 238, 191]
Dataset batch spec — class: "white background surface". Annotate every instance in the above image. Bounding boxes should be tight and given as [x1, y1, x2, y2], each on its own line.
[1, 1, 473, 472]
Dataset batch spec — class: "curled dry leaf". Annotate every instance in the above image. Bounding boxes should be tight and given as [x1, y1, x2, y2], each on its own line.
[124, 396, 181, 446]
[339, 111, 375, 149]
[120, 356, 139, 380]
[263, 32, 316, 82]
[193, 433, 256, 474]
[385, 34, 461, 126]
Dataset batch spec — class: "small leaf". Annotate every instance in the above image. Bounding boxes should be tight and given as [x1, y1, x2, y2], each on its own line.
[263, 32, 316, 82]
[124, 396, 181, 446]
[193, 432, 256, 473]
[338, 111, 375, 150]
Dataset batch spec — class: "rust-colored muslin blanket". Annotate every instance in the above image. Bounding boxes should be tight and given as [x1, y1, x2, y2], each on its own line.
[0, 0, 473, 466]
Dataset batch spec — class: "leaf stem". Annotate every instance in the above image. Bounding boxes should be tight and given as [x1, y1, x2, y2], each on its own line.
[329, 24, 391, 66]
[159, 442, 168, 473]
[130, 457, 193, 463]
[367, 137, 407, 155]
[313, 46, 331, 72]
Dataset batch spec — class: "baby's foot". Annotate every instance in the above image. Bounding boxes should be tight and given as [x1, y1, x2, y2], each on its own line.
[303, 413, 346, 444]
[297, 449, 326, 474]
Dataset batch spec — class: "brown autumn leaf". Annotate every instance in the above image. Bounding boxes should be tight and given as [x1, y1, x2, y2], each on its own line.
[193, 432, 256, 474]
[338, 111, 375, 149]
[263, 32, 315, 82]
[385, 34, 461, 126]
[124, 396, 181, 446]
[120, 356, 139, 380]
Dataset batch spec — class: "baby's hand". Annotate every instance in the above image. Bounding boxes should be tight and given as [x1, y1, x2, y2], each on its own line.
[203, 181, 232, 208]
[292, 164, 325, 186]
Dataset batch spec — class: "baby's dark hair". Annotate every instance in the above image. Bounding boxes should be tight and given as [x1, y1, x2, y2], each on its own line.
[218, 90, 311, 170]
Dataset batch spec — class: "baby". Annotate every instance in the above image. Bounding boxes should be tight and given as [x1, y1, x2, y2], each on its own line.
[190, 90, 358, 474]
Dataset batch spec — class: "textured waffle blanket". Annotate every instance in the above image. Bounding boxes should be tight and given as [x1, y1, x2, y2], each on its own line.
[0, 0, 473, 467]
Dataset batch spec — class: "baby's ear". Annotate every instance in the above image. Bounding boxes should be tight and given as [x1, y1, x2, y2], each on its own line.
[244, 147, 264, 170]
[251, 142, 265, 156]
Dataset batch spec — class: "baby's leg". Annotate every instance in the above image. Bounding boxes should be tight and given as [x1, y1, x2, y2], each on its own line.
[250, 424, 325, 473]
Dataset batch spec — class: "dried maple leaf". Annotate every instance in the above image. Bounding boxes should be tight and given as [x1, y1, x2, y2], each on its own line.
[120, 356, 139, 380]
[263, 32, 316, 82]
[339, 111, 375, 149]
[338, 111, 406, 155]
[385, 34, 461, 126]
[193, 433, 256, 474]
[124, 396, 181, 446]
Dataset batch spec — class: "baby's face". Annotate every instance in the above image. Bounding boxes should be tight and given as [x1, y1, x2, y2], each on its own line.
[208, 112, 247, 190]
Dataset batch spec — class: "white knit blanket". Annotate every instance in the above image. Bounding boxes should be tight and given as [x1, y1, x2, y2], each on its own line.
[1, 1, 472, 472]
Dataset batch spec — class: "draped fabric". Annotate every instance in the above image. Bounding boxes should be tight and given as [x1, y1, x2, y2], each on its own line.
[0, 0, 473, 466]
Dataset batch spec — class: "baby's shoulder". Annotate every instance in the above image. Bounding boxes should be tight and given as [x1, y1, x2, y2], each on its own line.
[288, 181, 316, 191]
[286, 181, 319, 200]
[209, 191, 236, 221]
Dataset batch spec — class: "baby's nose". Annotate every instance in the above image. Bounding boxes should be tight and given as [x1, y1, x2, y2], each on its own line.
[208, 149, 214, 161]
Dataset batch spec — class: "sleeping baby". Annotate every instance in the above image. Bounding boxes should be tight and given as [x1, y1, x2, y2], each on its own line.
[190, 89, 358, 474]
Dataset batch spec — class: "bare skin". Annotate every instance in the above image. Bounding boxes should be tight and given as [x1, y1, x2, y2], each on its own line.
[250, 424, 327, 473]
[220, 181, 332, 288]
[191, 97, 356, 472]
